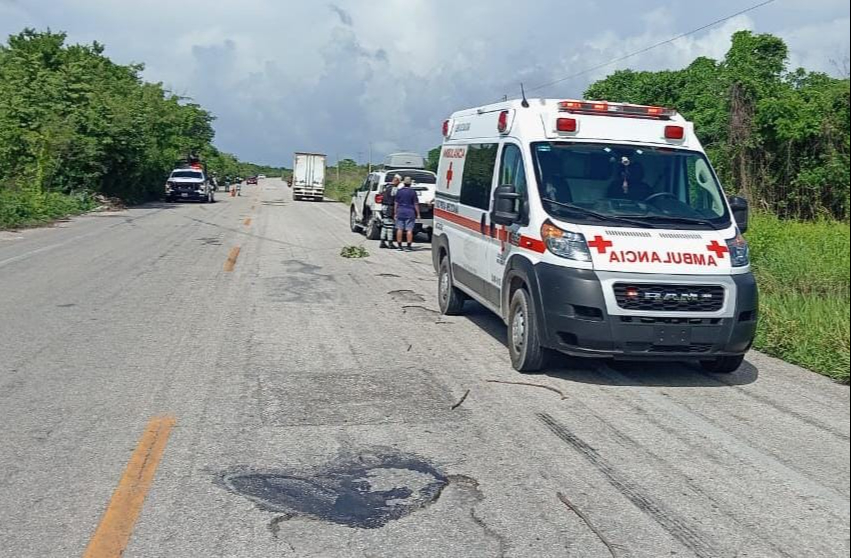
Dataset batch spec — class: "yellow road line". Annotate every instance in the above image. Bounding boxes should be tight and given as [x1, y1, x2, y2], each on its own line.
[83, 415, 176, 558]
[224, 246, 241, 272]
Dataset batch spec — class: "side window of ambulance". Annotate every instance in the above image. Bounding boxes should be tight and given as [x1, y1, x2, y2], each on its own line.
[499, 144, 527, 218]
[459, 143, 498, 210]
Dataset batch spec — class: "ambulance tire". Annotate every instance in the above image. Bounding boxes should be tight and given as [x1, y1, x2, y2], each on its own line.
[699, 354, 744, 374]
[508, 288, 545, 372]
[438, 257, 465, 315]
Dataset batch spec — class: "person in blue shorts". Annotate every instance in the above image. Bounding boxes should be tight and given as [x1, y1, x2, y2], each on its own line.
[394, 176, 420, 252]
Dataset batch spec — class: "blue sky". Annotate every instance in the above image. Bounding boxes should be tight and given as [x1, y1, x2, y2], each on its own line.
[1, 0, 848, 166]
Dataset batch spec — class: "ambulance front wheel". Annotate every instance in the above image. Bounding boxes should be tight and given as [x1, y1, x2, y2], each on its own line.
[438, 257, 465, 315]
[508, 288, 545, 372]
[699, 354, 744, 374]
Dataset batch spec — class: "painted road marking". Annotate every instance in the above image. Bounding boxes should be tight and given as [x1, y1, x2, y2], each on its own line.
[83, 415, 176, 558]
[224, 246, 241, 271]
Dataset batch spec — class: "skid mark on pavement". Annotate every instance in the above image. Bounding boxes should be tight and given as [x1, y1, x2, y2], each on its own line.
[388, 289, 426, 303]
[83, 415, 176, 558]
[537, 412, 721, 558]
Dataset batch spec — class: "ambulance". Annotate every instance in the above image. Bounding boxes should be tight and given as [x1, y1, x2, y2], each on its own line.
[432, 98, 757, 372]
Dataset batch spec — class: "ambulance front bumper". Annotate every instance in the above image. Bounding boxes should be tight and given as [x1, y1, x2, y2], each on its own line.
[532, 264, 758, 359]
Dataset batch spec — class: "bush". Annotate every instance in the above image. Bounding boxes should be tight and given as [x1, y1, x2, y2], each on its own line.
[0, 189, 95, 229]
[324, 165, 369, 204]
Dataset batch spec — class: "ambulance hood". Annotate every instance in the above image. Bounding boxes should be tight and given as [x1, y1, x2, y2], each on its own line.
[570, 223, 739, 275]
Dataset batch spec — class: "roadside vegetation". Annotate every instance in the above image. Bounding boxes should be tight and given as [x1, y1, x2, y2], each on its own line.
[0, 29, 282, 229]
[325, 159, 368, 203]
[747, 215, 849, 382]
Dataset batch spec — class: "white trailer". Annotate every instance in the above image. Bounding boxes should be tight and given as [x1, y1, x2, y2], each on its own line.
[292, 152, 326, 201]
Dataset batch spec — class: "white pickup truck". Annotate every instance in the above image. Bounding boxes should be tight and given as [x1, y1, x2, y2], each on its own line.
[164, 167, 215, 203]
[350, 169, 437, 241]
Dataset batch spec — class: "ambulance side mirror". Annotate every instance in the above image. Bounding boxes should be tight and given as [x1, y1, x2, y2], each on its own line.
[492, 185, 521, 225]
[728, 195, 749, 233]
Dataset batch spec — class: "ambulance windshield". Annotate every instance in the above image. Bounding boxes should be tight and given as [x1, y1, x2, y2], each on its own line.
[531, 142, 730, 229]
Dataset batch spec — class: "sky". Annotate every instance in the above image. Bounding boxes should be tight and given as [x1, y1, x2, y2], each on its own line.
[1, 0, 848, 166]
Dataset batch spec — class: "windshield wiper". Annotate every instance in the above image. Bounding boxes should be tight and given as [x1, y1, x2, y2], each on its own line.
[622, 215, 717, 229]
[541, 198, 654, 228]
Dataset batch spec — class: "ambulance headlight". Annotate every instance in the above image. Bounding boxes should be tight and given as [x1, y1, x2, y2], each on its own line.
[541, 222, 591, 262]
[726, 233, 750, 267]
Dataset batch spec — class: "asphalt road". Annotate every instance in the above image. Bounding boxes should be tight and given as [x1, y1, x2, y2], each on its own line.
[1, 179, 848, 558]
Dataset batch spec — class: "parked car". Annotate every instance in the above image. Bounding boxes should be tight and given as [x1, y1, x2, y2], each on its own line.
[350, 169, 436, 240]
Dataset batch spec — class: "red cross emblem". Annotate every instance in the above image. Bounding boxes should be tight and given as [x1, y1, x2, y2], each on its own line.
[587, 235, 612, 254]
[445, 162, 454, 189]
[706, 240, 728, 259]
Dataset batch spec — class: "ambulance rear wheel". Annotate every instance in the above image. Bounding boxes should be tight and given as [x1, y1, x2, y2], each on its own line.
[438, 257, 465, 315]
[508, 288, 545, 372]
[699, 354, 744, 374]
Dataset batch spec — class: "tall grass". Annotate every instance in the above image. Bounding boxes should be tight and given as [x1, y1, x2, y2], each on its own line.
[324, 166, 367, 204]
[0, 189, 95, 229]
[748, 213, 850, 382]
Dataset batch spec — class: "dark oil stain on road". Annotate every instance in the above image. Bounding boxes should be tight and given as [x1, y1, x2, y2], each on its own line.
[217, 450, 448, 529]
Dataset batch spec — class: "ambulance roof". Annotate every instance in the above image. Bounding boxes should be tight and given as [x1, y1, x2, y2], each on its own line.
[444, 98, 698, 150]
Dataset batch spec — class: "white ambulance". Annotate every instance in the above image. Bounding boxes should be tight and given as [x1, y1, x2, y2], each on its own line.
[432, 98, 757, 372]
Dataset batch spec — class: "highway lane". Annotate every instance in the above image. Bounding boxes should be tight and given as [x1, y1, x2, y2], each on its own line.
[1, 179, 848, 557]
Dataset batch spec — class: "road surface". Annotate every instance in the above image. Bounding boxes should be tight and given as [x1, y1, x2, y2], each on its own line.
[1, 180, 848, 557]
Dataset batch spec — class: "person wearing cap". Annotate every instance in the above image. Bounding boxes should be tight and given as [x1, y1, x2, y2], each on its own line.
[394, 176, 420, 251]
[379, 175, 401, 249]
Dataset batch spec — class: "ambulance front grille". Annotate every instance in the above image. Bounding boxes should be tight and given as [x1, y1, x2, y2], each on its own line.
[604, 229, 652, 238]
[613, 283, 724, 312]
[657, 232, 703, 239]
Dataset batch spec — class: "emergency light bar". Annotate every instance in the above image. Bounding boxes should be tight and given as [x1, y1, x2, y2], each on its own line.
[558, 100, 677, 120]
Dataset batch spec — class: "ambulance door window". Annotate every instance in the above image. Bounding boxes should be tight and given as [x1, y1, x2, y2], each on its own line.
[498, 143, 528, 223]
[459, 143, 498, 210]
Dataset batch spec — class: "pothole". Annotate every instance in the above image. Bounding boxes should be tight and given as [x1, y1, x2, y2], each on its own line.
[217, 450, 448, 529]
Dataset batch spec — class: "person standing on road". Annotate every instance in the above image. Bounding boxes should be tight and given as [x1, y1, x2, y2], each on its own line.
[394, 176, 420, 252]
[379, 175, 401, 249]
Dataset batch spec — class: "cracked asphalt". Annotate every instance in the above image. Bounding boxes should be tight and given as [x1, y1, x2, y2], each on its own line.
[1, 179, 848, 557]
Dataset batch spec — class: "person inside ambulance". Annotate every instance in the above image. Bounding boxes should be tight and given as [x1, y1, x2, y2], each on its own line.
[606, 157, 651, 201]
[537, 151, 572, 204]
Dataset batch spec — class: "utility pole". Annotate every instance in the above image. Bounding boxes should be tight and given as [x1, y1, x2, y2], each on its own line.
[336, 153, 340, 181]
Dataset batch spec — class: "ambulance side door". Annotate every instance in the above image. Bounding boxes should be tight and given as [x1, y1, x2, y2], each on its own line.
[488, 141, 530, 310]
